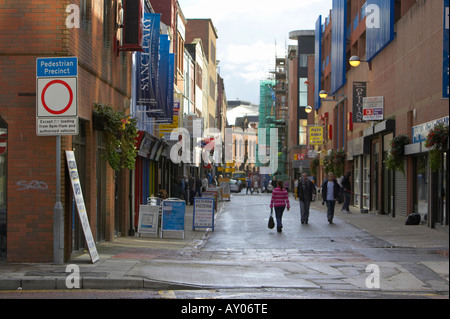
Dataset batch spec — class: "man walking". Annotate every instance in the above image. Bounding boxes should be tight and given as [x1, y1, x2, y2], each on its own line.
[341, 171, 352, 213]
[321, 172, 341, 224]
[246, 176, 252, 194]
[298, 173, 316, 224]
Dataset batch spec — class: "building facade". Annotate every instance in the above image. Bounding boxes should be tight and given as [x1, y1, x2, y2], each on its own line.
[312, 0, 448, 227]
[0, 0, 135, 262]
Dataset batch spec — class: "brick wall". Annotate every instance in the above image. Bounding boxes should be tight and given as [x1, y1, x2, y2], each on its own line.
[0, 0, 132, 262]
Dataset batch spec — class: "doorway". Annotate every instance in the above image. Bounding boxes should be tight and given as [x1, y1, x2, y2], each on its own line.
[96, 131, 107, 242]
[0, 117, 7, 260]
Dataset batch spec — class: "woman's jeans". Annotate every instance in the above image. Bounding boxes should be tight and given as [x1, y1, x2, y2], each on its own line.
[274, 206, 285, 229]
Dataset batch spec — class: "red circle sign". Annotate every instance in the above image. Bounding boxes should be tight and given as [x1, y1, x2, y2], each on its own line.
[41, 79, 73, 115]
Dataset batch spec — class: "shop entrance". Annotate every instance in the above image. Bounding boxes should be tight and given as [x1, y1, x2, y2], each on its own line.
[0, 117, 7, 260]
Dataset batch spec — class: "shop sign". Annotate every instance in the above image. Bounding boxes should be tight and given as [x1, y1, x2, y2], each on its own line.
[363, 96, 384, 121]
[308, 126, 324, 145]
[412, 116, 449, 144]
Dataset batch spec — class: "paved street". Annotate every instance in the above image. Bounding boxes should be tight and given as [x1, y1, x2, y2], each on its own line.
[0, 191, 448, 300]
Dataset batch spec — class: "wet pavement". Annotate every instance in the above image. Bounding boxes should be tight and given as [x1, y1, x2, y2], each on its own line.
[0, 191, 448, 298]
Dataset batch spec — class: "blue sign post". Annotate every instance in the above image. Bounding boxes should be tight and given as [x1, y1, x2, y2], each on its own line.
[36, 57, 78, 78]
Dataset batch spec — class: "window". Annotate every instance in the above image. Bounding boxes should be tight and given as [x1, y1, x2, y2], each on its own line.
[210, 41, 216, 64]
[299, 54, 308, 68]
[354, 157, 360, 208]
[299, 119, 307, 146]
[103, 0, 112, 48]
[363, 155, 370, 209]
[209, 76, 215, 99]
[80, 0, 92, 30]
[299, 78, 308, 107]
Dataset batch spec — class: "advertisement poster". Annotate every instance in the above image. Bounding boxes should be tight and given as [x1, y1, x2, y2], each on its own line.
[65, 151, 99, 264]
[363, 96, 384, 121]
[137, 204, 160, 237]
[162, 200, 185, 237]
[193, 197, 215, 231]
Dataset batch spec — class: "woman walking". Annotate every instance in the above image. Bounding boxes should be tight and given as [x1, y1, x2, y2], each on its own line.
[270, 180, 290, 233]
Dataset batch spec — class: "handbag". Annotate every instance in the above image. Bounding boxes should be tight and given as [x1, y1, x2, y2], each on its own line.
[268, 207, 275, 229]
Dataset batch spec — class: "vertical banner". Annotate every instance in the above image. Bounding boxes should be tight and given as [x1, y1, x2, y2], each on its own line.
[135, 13, 161, 113]
[314, 15, 322, 110]
[443, 0, 449, 99]
[65, 151, 99, 264]
[155, 34, 170, 123]
[331, 0, 347, 94]
[366, 0, 395, 62]
[352, 81, 367, 123]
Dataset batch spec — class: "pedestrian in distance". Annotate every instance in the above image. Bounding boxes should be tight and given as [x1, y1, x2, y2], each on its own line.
[321, 172, 341, 224]
[246, 176, 252, 194]
[194, 176, 202, 198]
[341, 171, 352, 213]
[298, 173, 316, 224]
[270, 180, 290, 233]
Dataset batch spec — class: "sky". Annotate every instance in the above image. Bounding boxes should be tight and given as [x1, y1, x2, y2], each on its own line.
[178, 0, 333, 105]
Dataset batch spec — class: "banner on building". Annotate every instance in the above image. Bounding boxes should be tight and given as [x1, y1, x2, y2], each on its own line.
[154, 35, 174, 124]
[308, 126, 324, 145]
[135, 13, 161, 113]
[352, 81, 367, 123]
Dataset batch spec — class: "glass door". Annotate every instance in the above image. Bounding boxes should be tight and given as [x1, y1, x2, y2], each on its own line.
[0, 118, 7, 260]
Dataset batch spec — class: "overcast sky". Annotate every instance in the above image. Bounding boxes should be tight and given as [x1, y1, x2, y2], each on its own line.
[178, 0, 333, 105]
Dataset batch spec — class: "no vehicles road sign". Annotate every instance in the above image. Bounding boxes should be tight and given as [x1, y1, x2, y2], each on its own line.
[37, 78, 77, 117]
[36, 57, 78, 136]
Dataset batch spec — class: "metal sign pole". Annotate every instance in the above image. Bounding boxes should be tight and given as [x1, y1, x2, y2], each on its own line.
[53, 135, 64, 264]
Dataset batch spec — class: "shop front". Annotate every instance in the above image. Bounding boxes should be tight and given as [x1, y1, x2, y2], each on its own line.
[407, 116, 449, 228]
[0, 117, 7, 260]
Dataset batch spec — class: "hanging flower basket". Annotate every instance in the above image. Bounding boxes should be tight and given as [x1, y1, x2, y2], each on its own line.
[93, 103, 139, 171]
[310, 157, 320, 176]
[386, 134, 410, 174]
[425, 123, 449, 172]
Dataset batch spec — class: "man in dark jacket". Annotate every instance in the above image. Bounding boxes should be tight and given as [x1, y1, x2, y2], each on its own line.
[341, 171, 352, 213]
[321, 172, 341, 224]
[298, 173, 316, 224]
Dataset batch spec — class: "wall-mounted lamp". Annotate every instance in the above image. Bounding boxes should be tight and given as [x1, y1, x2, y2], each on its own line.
[319, 90, 344, 101]
[305, 106, 312, 114]
[349, 56, 372, 70]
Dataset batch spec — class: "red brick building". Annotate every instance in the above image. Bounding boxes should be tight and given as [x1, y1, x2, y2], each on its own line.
[311, 0, 448, 227]
[0, 0, 135, 262]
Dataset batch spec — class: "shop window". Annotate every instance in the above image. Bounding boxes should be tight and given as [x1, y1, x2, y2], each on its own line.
[0, 117, 7, 259]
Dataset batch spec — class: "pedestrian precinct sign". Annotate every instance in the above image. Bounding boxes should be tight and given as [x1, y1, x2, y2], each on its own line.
[36, 57, 78, 136]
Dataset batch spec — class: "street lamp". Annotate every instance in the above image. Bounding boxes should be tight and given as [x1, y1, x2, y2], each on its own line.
[349, 56, 362, 67]
[305, 106, 312, 114]
[319, 90, 344, 101]
[349, 55, 372, 70]
[319, 90, 328, 99]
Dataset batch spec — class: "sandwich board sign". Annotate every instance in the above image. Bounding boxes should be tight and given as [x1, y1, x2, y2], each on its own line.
[193, 197, 215, 231]
[66, 151, 99, 263]
[36, 57, 78, 136]
[161, 199, 185, 238]
[138, 204, 160, 237]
